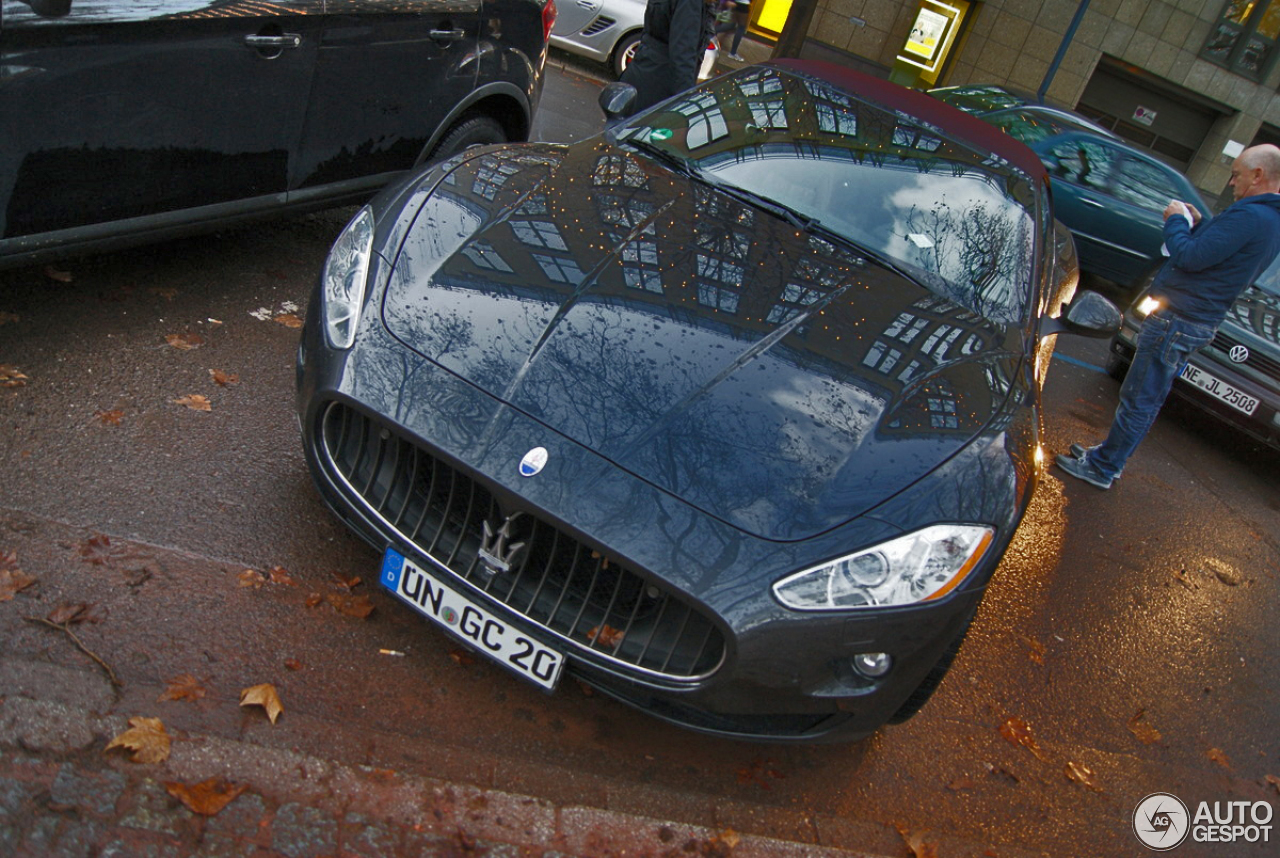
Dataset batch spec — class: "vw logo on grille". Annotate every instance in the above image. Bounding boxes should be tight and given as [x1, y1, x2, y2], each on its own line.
[519, 446, 548, 477]
[1228, 344, 1250, 364]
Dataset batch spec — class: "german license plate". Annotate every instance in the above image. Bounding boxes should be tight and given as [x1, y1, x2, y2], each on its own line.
[380, 548, 564, 691]
[1180, 364, 1259, 416]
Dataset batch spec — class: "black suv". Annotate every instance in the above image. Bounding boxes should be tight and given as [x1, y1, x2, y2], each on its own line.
[1108, 259, 1280, 450]
[0, 0, 556, 267]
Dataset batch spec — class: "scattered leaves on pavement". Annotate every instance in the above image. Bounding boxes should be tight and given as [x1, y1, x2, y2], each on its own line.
[327, 592, 375, 619]
[158, 674, 208, 703]
[586, 624, 624, 649]
[1064, 760, 1103, 792]
[94, 409, 125, 426]
[165, 332, 205, 350]
[240, 683, 284, 724]
[268, 566, 297, 586]
[999, 716, 1049, 761]
[1127, 709, 1162, 745]
[238, 569, 265, 589]
[1208, 748, 1232, 770]
[164, 777, 247, 816]
[106, 717, 171, 763]
[0, 364, 29, 388]
[209, 369, 239, 386]
[173, 394, 212, 412]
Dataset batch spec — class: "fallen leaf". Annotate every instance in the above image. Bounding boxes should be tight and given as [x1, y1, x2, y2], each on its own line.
[896, 825, 939, 858]
[43, 265, 73, 283]
[331, 572, 362, 591]
[209, 369, 239, 387]
[273, 313, 304, 328]
[158, 674, 208, 703]
[304, 592, 324, 608]
[1064, 760, 1103, 792]
[173, 394, 211, 412]
[94, 409, 125, 426]
[1127, 709, 1162, 745]
[999, 716, 1050, 761]
[268, 566, 297, 586]
[449, 647, 476, 666]
[0, 311, 19, 325]
[327, 592, 375, 619]
[240, 683, 284, 724]
[164, 777, 247, 816]
[0, 364, 29, 388]
[0, 567, 37, 601]
[1265, 774, 1280, 795]
[946, 776, 977, 791]
[79, 535, 113, 565]
[716, 829, 740, 849]
[284, 658, 302, 671]
[1022, 634, 1046, 665]
[105, 717, 171, 763]
[46, 603, 96, 625]
[165, 332, 205, 350]
[238, 569, 265, 589]
[1208, 747, 1233, 770]
[586, 624, 625, 649]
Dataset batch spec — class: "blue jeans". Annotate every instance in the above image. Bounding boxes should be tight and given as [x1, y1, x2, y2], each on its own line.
[1090, 310, 1215, 481]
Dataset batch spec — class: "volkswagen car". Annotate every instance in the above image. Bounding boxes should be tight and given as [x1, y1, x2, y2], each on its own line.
[296, 60, 1119, 742]
[1108, 259, 1280, 450]
[0, 0, 555, 268]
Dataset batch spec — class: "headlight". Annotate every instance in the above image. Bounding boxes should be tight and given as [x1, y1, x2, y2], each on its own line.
[772, 525, 994, 611]
[321, 206, 375, 350]
[1133, 295, 1161, 319]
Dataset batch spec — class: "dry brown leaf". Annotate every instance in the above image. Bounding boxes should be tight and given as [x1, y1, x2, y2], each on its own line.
[238, 569, 265, 589]
[1128, 709, 1162, 745]
[327, 592, 375, 619]
[94, 409, 125, 426]
[173, 394, 211, 412]
[209, 369, 239, 387]
[105, 717, 171, 763]
[164, 777, 247, 816]
[0, 567, 37, 602]
[1265, 774, 1280, 795]
[165, 332, 205, 350]
[239, 683, 284, 724]
[1022, 634, 1046, 665]
[1208, 747, 1233, 770]
[330, 572, 362, 591]
[273, 313, 304, 328]
[0, 311, 19, 325]
[268, 566, 297, 586]
[449, 647, 476, 666]
[999, 716, 1050, 761]
[46, 602, 96, 625]
[896, 825, 939, 858]
[79, 535, 112, 565]
[304, 592, 324, 608]
[0, 364, 29, 388]
[586, 624, 625, 649]
[716, 829, 740, 849]
[158, 674, 208, 703]
[284, 658, 302, 671]
[1064, 760, 1103, 792]
[43, 265, 73, 283]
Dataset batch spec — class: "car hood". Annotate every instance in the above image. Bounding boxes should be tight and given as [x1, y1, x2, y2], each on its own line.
[1223, 285, 1280, 348]
[380, 143, 1026, 541]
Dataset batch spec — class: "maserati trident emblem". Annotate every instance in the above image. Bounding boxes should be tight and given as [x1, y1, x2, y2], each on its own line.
[1228, 344, 1250, 363]
[478, 513, 526, 577]
[519, 446, 548, 477]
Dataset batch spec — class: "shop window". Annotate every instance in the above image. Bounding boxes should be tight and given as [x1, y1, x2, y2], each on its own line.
[1201, 1, 1280, 82]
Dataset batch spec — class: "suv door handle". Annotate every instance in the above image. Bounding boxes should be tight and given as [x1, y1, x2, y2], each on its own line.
[430, 28, 467, 41]
[245, 34, 302, 49]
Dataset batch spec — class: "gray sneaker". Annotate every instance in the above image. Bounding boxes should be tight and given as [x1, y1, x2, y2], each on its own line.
[1055, 453, 1113, 490]
[1067, 444, 1121, 478]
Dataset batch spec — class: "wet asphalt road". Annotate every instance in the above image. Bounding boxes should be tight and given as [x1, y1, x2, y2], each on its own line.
[2, 53, 1279, 857]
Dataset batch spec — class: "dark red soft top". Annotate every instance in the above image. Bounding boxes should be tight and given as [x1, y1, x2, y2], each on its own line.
[770, 58, 1047, 182]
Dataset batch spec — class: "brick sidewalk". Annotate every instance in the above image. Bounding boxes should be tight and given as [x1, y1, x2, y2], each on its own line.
[0, 694, 882, 857]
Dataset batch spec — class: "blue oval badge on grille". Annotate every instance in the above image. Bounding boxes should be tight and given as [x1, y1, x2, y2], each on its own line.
[519, 447, 548, 477]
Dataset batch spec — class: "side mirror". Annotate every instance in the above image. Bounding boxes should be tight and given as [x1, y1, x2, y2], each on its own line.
[1040, 290, 1122, 339]
[599, 82, 638, 123]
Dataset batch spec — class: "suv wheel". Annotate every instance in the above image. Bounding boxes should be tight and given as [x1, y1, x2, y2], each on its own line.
[428, 116, 506, 163]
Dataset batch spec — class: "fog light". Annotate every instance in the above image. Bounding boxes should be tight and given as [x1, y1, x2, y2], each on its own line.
[852, 652, 892, 678]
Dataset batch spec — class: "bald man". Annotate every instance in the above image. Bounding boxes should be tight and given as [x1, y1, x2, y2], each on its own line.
[1057, 144, 1280, 490]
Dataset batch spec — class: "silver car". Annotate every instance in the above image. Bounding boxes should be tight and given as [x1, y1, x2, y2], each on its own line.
[551, 0, 716, 78]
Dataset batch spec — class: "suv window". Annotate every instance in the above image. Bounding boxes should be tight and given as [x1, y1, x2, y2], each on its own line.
[1048, 140, 1116, 191]
[1112, 158, 1180, 212]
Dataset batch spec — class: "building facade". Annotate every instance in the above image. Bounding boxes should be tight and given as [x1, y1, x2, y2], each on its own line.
[772, 0, 1280, 204]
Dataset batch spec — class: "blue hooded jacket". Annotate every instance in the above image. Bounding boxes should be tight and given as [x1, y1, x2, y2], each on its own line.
[1154, 192, 1280, 327]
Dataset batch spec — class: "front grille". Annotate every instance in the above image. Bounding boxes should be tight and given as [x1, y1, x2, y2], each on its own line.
[321, 402, 725, 681]
[581, 16, 616, 36]
[1208, 331, 1280, 381]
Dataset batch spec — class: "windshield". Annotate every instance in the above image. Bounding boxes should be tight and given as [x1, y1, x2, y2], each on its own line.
[613, 67, 1040, 324]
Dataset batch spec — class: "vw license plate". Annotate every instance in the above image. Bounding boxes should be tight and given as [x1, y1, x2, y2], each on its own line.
[1180, 365, 1259, 416]
[380, 548, 564, 691]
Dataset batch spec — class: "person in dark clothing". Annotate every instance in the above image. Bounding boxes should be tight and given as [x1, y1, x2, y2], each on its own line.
[619, 0, 715, 114]
[1057, 143, 1280, 490]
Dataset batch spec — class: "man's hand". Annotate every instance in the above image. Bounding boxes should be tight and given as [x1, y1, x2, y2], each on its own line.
[1164, 200, 1202, 224]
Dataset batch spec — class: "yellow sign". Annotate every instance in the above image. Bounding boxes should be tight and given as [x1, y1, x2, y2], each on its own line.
[897, 1, 963, 76]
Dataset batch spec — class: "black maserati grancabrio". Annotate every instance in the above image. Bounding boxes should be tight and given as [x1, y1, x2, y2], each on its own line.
[296, 60, 1120, 742]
